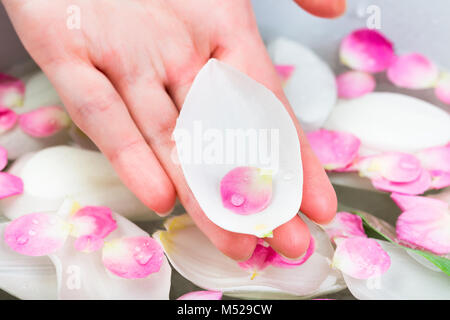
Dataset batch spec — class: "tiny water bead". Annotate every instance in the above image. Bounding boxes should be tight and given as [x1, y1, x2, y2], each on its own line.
[220, 166, 273, 215]
[16, 235, 29, 245]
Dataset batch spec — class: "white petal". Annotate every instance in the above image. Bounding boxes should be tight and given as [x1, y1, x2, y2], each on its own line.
[155, 214, 342, 299]
[267, 38, 337, 132]
[50, 212, 171, 299]
[175, 59, 302, 236]
[0, 223, 57, 299]
[324, 93, 450, 154]
[343, 240, 450, 300]
[0, 146, 158, 221]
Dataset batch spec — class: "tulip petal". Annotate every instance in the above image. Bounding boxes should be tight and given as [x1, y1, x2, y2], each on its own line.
[0, 146, 156, 221]
[0, 172, 24, 199]
[336, 71, 376, 99]
[416, 144, 450, 173]
[4, 213, 69, 256]
[19, 105, 70, 138]
[434, 72, 450, 104]
[387, 53, 439, 89]
[333, 237, 391, 279]
[155, 214, 343, 299]
[339, 29, 395, 73]
[175, 59, 302, 237]
[69, 206, 117, 253]
[324, 93, 450, 154]
[268, 38, 337, 131]
[323, 212, 367, 242]
[177, 291, 223, 300]
[343, 240, 450, 300]
[307, 129, 360, 171]
[371, 169, 431, 195]
[0, 73, 25, 108]
[0, 107, 18, 134]
[355, 152, 422, 182]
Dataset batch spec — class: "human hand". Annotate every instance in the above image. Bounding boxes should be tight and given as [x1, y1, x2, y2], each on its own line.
[3, 0, 342, 261]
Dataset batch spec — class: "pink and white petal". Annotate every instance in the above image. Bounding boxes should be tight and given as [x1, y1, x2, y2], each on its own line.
[430, 170, 450, 189]
[323, 211, 367, 241]
[0, 107, 18, 134]
[343, 240, 450, 300]
[434, 72, 450, 104]
[356, 152, 422, 182]
[238, 240, 275, 271]
[396, 206, 450, 255]
[270, 237, 315, 268]
[0, 146, 8, 171]
[19, 105, 70, 138]
[0, 73, 25, 108]
[307, 129, 360, 170]
[339, 29, 395, 73]
[333, 237, 391, 279]
[336, 71, 376, 99]
[275, 64, 296, 84]
[4, 212, 69, 256]
[220, 167, 272, 215]
[102, 236, 164, 279]
[416, 144, 450, 172]
[391, 193, 448, 212]
[387, 53, 439, 89]
[177, 291, 223, 300]
[0, 172, 24, 199]
[69, 206, 117, 252]
[371, 169, 431, 195]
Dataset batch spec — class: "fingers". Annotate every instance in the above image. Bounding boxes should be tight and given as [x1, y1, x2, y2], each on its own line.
[106, 64, 258, 261]
[43, 61, 177, 215]
[293, 0, 346, 18]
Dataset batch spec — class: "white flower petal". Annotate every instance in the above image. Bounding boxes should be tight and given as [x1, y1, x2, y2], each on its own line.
[21, 71, 62, 113]
[267, 38, 337, 132]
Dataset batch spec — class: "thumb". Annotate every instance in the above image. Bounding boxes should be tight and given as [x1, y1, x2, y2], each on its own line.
[293, 0, 346, 18]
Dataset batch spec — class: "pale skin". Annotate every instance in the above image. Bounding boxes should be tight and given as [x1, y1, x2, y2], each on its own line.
[3, 0, 346, 261]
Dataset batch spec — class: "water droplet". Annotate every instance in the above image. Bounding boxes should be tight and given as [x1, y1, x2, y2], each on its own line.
[134, 251, 154, 265]
[28, 230, 36, 236]
[16, 235, 29, 245]
[230, 193, 245, 207]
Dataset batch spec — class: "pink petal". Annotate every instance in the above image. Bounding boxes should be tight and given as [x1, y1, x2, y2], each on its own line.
[416, 144, 450, 173]
[238, 241, 276, 272]
[270, 237, 315, 268]
[0, 107, 18, 133]
[391, 193, 448, 212]
[4, 212, 69, 256]
[102, 236, 164, 279]
[0, 146, 8, 171]
[339, 29, 395, 73]
[333, 237, 391, 279]
[324, 212, 367, 241]
[275, 64, 296, 85]
[356, 152, 422, 182]
[307, 129, 360, 170]
[220, 167, 272, 215]
[371, 169, 431, 195]
[177, 291, 223, 300]
[18, 105, 70, 138]
[387, 53, 439, 89]
[0, 73, 25, 108]
[434, 72, 450, 104]
[430, 170, 450, 189]
[69, 206, 117, 252]
[336, 71, 376, 99]
[396, 202, 450, 255]
[0, 172, 24, 199]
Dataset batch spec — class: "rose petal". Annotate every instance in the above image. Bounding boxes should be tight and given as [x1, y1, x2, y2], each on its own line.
[333, 237, 391, 279]
[391, 193, 448, 212]
[102, 236, 164, 279]
[434, 72, 450, 104]
[396, 202, 450, 255]
[336, 71, 376, 99]
[4, 212, 69, 256]
[416, 144, 450, 173]
[307, 129, 360, 170]
[19, 105, 70, 138]
[387, 53, 439, 89]
[0, 73, 25, 108]
[238, 240, 276, 272]
[177, 291, 223, 300]
[220, 167, 272, 215]
[0, 172, 23, 199]
[355, 152, 422, 182]
[430, 170, 450, 189]
[323, 212, 367, 241]
[0, 146, 8, 171]
[69, 206, 117, 252]
[371, 169, 431, 195]
[275, 64, 295, 85]
[339, 29, 395, 73]
[0, 107, 18, 134]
